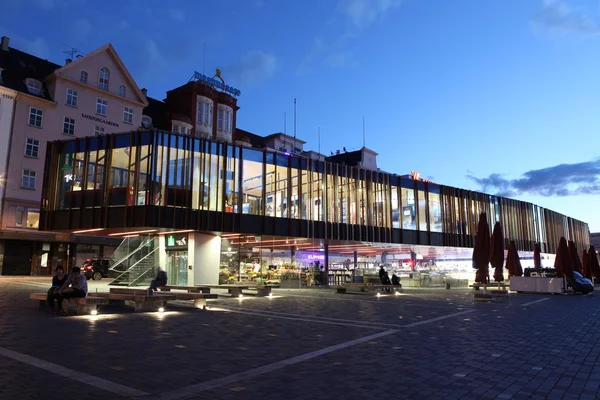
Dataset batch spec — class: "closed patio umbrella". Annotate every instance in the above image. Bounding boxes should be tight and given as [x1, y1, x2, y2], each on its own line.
[489, 222, 505, 282]
[589, 246, 600, 283]
[553, 237, 571, 278]
[506, 240, 522, 277]
[533, 243, 541, 270]
[568, 240, 582, 274]
[472, 212, 491, 284]
[582, 249, 590, 280]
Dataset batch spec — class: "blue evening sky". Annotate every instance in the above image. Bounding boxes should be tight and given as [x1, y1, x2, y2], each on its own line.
[3, 0, 600, 232]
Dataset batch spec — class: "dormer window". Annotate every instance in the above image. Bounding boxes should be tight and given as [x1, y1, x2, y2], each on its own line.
[98, 67, 109, 90]
[217, 105, 233, 133]
[141, 116, 152, 128]
[80, 70, 88, 84]
[142, 116, 152, 128]
[119, 85, 126, 97]
[26, 79, 42, 95]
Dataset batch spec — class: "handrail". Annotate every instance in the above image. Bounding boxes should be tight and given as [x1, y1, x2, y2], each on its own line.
[110, 237, 154, 271]
[109, 247, 159, 285]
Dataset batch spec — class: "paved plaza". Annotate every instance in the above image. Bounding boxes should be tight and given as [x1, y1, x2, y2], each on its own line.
[1, 277, 600, 399]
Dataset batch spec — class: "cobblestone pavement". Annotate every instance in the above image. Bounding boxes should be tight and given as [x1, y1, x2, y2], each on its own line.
[1, 277, 600, 399]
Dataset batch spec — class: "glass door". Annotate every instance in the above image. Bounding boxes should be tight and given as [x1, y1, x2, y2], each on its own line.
[166, 251, 188, 286]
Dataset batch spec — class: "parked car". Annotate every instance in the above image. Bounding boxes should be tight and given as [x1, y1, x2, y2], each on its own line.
[82, 259, 112, 281]
[568, 271, 594, 295]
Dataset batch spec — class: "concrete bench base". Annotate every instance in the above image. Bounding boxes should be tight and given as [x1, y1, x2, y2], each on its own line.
[96, 291, 176, 312]
[30, 293, 108, 314]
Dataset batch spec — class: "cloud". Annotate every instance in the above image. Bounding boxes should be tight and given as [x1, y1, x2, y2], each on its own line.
[338, 0, 401, 30]
[225, 51, 277, 85]
[297, 38, 327, 75]
[144, 38, 163, 63]
[467, 158, 600, 197]
[532, 0, 600, 36]
[169, 9, 185, 22]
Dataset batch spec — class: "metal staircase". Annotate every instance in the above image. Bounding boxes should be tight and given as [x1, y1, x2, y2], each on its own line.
[108, 236, 160, 287]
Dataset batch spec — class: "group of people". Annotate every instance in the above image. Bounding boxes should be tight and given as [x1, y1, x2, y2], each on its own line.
[46, 265, 89, 315]
[379, 265, 402, 292]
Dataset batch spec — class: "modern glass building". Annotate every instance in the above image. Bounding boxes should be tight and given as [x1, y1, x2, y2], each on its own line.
[40, 130, 590, 287]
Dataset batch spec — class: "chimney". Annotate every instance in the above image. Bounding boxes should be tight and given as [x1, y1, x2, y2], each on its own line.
[65, 58, 72, 64]
[1, 36, 9, 52]
[141, 88, 147, 96]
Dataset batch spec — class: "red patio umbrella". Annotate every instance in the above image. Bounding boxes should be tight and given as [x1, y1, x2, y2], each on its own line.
[489, 222, 505, 282]
[553, 237, 571, 278]
[506, 240, 522, 277]
[472, 212, 491, 283]
[582, 249, 591, 280]
[568, 240, 582, 274]
[533, 243, 541, 270]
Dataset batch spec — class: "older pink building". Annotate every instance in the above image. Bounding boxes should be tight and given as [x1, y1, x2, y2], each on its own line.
[0, 36, 147, 275]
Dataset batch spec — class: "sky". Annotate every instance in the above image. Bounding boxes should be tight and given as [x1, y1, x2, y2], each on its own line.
[3, 0, 600, 232]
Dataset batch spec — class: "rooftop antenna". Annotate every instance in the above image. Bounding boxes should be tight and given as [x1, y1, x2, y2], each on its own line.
[294, 98, 297, 142]
[284, 112, 286, 134]
[362, 116, 366, 148]
[62, 45, 80, 61]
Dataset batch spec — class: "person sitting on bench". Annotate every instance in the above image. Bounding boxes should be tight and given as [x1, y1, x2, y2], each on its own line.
[391, 272, 402, 288]
[58, 266, 88, 315]
[148, 266, 168, 295]
[47, 265, 68, 313]
[379, 265, 392, 292]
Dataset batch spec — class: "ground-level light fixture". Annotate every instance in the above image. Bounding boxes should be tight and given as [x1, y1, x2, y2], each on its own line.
[158, 307, 165, 313]
[90, 310, 98, 316]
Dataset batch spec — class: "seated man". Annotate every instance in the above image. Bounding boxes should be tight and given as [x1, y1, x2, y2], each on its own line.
[391, 273, 402, 287]
[47, 265, 68, 313]
[58, 266, 88, 315]
[148, 266, 168, 295]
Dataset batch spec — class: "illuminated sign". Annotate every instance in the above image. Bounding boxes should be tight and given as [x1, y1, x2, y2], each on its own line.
[410, 171, 437, 184]
[307, 254, 325, 261]
[192, 69, 241, 97]
[167, 234, 187, 248]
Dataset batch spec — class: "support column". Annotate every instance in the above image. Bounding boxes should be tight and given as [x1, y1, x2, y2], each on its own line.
[324, 243, 329, 287]
[353, 250, 358, 283]
[189, 233, 221, 285]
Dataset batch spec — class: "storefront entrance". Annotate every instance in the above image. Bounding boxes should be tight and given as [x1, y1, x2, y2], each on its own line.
[166, 251, 188, 286]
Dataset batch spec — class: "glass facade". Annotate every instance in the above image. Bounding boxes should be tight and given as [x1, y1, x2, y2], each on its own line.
[41, 130, 590, 255]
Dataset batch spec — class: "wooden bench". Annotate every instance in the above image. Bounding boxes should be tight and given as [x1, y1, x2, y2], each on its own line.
[244, 284, 280, 297]
[109, 288, 216, 309]
[470, 283, 509, 291]
[373, 284, 402, 293]
[334, 283, 372, 294]
[95, 290, 176, 312]
[198, 284, 250, 298]
[159, 285, 211, 294]
[29, 293, 109, 315]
